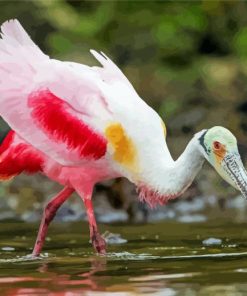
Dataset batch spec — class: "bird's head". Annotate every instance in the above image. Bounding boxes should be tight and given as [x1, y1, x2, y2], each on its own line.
[197, 126, 247, 198]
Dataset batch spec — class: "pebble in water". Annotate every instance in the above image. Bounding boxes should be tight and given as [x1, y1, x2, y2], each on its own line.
[102, 231, 127, 245]
[202, 238, 222, 246]
[1, 247, 15, 251]
[178, 214, 206, 223]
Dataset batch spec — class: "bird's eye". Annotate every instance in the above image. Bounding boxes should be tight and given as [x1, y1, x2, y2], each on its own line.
[213, 141, 221, 150]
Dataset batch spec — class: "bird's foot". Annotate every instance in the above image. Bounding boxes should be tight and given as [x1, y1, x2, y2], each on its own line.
[30, 252, 41, 259]
[23, 253, 41, 260]
[91, 233, 106, 255]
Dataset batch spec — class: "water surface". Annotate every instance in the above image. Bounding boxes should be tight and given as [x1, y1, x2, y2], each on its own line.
[0, 220, 247, 295]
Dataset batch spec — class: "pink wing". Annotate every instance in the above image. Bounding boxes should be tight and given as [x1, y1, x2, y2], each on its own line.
[0, 20, 113, 166]
[0, 130, 44, 179]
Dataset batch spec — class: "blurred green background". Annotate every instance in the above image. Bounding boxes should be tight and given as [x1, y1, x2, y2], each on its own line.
[0, 0, 247, 223]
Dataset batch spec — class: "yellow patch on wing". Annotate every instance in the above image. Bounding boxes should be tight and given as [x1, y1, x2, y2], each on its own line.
[105, 122, 138, 172]
[161, 120, 167, 138]
[214, 145, 226, 165]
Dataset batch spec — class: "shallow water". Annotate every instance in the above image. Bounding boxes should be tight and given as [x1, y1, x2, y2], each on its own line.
[0, 220, 247, 295]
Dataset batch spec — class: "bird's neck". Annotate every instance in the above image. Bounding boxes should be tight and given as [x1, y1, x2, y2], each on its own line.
[137, 137, 205, 207]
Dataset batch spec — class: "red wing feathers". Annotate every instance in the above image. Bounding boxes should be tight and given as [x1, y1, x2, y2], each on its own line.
[0, 130, 43, 179]
[28, 89, 107, 160]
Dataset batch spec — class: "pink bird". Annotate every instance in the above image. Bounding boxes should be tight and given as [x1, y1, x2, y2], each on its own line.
[0, 19, 247, 256]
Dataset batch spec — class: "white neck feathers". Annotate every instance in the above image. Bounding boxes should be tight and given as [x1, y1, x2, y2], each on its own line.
[137, 136, 205, 207]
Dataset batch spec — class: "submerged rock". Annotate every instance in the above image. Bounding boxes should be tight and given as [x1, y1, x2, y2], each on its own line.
[97, 211, 128, 223]
[1, 247, 15, 251]
[102, 231, 128, 244]
[178, 214, 206, 223]
[202, 237, 222, 246]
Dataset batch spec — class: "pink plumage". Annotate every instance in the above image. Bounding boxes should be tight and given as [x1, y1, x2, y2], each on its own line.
[0, 19, 207, 256]
[0, 131, 44, 178]
[0, 19, 123, 255]
[28, 89, 107, 159]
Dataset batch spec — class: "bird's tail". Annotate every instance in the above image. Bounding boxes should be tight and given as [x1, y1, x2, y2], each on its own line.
[0, 130, 44, 180]
[0, 19, 48, 96]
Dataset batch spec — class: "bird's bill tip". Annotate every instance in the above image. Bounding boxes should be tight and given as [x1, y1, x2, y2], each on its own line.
[221, 152, 247, 199]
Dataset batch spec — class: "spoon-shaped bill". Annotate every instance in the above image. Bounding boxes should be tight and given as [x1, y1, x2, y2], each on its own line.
[221, 152, 247, 199]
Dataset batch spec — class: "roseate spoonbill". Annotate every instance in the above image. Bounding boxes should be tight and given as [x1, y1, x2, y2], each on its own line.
[0, 19, 247, 256]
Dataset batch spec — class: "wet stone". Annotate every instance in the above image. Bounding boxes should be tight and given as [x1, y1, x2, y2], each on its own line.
[178, 214, 207, 223]
[202, 237, 222, 246]
[1, 247, 15, 251]
[102, 231, 128, 244]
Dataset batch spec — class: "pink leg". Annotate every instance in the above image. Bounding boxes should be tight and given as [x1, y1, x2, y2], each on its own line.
[32, 186, 74, 257]
[84, 198, 106, 254]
